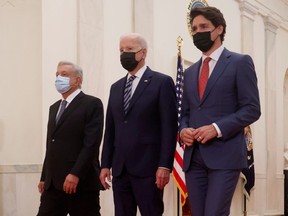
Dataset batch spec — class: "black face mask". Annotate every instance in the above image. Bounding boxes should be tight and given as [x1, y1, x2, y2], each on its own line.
[193, 29, 217, 52]
[120, 50, 142, 71]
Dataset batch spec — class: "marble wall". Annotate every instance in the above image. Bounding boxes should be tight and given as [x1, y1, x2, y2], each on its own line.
[0, 165, 41, 216]
[0, 0, 287, 215]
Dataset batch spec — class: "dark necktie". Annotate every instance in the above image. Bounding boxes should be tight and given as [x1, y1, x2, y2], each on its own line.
[123, 75, 136, 114]
[198, 57, 211, 100]
[56, 100, 67, 123]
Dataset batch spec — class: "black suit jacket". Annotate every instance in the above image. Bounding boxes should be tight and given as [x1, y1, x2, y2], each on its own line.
[40, 91, 104, 191]
[101, 67, 178, 177]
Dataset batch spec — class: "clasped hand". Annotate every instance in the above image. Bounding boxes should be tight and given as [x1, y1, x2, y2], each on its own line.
[181, 124, 217, 146]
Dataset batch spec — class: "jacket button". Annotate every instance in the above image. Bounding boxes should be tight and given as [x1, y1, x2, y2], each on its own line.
[52, 139, 55, 142]
[124, 121, 128, 124]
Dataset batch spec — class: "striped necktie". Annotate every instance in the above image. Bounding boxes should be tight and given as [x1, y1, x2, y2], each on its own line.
[123, 75, 136, 114]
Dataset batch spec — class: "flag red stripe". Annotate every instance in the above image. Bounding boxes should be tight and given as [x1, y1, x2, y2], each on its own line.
[172, 168, 187, 194]
[174, 149, 183, 168]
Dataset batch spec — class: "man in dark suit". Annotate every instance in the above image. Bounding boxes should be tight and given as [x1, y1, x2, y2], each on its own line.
[180, 7, 261, 216]
[100, 33, 178, 216]
[37, 61, 104, 216]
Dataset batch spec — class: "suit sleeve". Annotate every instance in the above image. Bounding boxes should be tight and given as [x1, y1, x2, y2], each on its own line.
[70, 98, 104, 179]
[215, 55, 261, 140]
[179, 70, 191, 132]
[158, 76, 178, 170]
[40, 133, 49, 181]
[40, 105, 54, 182]
[100, 88, 115, 169]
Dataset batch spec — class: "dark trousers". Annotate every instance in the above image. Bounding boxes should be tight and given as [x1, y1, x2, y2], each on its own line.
[112, 169, 164, 216]
[185, 146, 240, 216]
[37, 185, 100, 216]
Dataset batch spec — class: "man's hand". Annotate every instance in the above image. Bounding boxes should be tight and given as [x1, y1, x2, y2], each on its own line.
[63, 174, 79, 194]
[99, 168, 111, 190]
[38, 181, 45, 193]
[191, 124, 218, 144]
[155, 168, 170, 190]
[180, 128, 196, 146]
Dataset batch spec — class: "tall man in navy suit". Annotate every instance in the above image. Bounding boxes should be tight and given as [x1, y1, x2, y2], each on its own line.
[37, 61, 104, 216]
[180, 7, 261, 216]
[100, 33, 178, 216]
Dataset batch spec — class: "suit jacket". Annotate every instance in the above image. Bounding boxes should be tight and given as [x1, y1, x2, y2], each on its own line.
[180, 48, 261, 171]
[101, 67, 178, 177]
[40, 91, 104, 191]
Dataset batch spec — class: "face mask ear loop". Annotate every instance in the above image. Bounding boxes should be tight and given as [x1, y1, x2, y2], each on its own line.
[211, 27, 217, 33]
[136, 48, 143, 54]
[211, 27, 220, 42]
[136, 48, 145, 62]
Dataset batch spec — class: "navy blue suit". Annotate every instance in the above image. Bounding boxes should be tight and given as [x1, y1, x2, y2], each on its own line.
[180, 48, 261, 215]
[101, 67, 178, 216]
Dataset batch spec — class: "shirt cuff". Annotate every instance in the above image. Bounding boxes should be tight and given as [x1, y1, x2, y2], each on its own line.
[212, 123, 222, 138]
[180, 128, 185, 140]
[158, 167, 170, 171]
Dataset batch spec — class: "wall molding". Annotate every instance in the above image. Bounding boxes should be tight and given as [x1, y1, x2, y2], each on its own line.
[236, 0, 288, 31]
[0, 164, 42, 174]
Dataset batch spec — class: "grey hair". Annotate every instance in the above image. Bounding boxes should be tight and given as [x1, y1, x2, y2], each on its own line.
[57, 61, 83, 79]
[120, 33, 148, 49]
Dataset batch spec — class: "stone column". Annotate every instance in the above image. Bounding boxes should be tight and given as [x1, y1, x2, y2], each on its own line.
[77, 0, 105, 97]
[237, 1, 258, 214]
[238, 1, 257, 55]
[134, 0, 154, 66]
[263, 15, 279, 212]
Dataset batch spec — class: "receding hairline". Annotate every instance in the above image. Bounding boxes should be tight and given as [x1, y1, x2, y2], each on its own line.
[57, 60, 83, 78]
[120, 33, 148, 49]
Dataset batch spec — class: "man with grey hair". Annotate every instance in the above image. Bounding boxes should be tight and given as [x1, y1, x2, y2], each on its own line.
[37, 61, 104, 216]
[100, 33, 178, 216]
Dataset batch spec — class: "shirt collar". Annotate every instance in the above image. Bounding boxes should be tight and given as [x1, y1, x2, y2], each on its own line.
[63, 89, 81, 104]
[127, 64, 147, 80]
[202, 45, 224, 62]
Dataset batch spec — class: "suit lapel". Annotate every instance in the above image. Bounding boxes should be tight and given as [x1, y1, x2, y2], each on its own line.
[191, 59, 202, 102]
[54, 91, 85, 130]
[201, 49, 231, 102]
[125, 67, 153, 115]
[50, 100, 61, 131]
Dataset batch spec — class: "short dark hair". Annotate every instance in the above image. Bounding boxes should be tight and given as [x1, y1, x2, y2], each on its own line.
[190, 6, 226, 42]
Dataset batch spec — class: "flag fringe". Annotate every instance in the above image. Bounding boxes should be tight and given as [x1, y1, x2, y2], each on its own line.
[172, 174, 188, 206]
[240, 172, 255, 201]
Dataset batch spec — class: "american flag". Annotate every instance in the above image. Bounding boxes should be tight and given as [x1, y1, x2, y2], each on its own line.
[172, 53, 188, 206]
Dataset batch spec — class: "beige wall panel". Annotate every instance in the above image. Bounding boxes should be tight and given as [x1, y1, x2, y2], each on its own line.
[0, 0, 42, 164]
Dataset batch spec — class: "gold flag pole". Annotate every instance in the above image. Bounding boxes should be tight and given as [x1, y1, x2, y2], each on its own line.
[176, 35, 183, 216]
[175, 35, 192, 216]
[177, 36, 183, 56]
